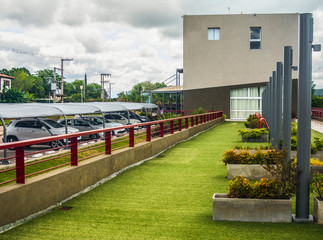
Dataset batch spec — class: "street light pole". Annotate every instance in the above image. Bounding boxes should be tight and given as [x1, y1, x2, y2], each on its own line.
[80, 85, 83, 102]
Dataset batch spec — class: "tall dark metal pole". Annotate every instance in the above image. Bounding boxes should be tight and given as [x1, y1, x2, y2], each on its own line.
[283, 46, 293, 161]
[276, 62, 283, 149]
[272, 72, 277, 147]
[269, 77, 273, 140]
[296, 13, 313, 221]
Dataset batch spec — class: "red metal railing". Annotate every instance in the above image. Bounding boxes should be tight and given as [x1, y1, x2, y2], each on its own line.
[312, 108, 323, 119]
[0, 111, 222, 186]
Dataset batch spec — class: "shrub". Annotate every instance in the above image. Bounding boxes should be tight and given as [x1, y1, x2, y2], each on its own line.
[252, 178, 278, 199]
[311, 158, 323, 166]
[262, 150, 297, 199]
[314, 137, 323, 151]
[222, 148, 281, 165]
[238, 128, 268, 139]
[192, 107, 207, 115]
[310, 173, 323, 200]
[222, 114, 227, 119]
[244, 114, 261, 129]
[228, 177, 279, 199]
[227, 176, 252, 198]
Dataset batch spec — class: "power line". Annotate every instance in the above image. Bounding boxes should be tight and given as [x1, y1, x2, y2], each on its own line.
[0, 45, 67, 59]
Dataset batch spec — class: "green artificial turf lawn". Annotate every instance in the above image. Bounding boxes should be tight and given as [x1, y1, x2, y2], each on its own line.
[1, 122, 322, 239]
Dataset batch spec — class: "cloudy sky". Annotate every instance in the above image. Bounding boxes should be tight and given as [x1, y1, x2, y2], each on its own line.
[0, 0, 322, 97]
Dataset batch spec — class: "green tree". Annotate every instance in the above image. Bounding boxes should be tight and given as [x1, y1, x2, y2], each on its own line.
[35, 69, 55, 97]
[117, 81, 167, 104]
[1, 88, 33, 103]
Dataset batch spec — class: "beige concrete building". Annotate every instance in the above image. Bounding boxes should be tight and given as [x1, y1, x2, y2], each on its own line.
[183, 13, 299, 119]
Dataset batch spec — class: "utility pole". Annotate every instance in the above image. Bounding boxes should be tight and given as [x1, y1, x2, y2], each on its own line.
[100, 73, 111, 102]
[53, 67, 61, 103]
[60, 58, 73, 103]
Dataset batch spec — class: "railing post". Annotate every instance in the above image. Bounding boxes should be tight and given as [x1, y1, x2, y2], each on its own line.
[71, 137, 78, 166]
[159, 122, 164, 137]
[178, 119, 182, 131]
[146, 124, 151, 141]
[170, 120, 174, 134]
[16, 146, 25, 184]
[105, 131, 111, 154]
[200, 116, 203, 124]
[191, 116, 194, 127]
[195, 116, 198, 125]
[129, 127, 134, 147]
[185, 117, 189, 129]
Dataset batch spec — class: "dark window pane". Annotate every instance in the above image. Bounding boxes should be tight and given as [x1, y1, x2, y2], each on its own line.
[250, 41, 261, 49]
[250, 27, 261, 39]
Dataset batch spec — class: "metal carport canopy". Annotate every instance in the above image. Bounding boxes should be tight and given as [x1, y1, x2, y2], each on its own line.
[0, 103, 63, 119]
[114, 102, 158, 110]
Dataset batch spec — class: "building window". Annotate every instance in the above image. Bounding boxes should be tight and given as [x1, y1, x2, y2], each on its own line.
[208, 28, 220, 40]
[230, 86, 264, 120]
[250, 27, 261, 49]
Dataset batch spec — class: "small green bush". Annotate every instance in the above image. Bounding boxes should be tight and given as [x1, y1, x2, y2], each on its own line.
[228, 177, 278, 199]
[222, 148, 281, 165]
[310, 173, 323, 200]
[238, 128, 268, 139]
[227, 176, 252, 198]
[244, 115, 260, 129]
[252, 178, 278, 199]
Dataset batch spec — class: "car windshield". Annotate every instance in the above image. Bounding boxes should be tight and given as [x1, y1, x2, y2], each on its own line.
[43, 119, 64, 128]
[83, 119, 101, 126]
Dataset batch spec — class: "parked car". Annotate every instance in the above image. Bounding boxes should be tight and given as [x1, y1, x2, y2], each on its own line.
[116, 111, 147, 122]
[5, 118, 80, 148]
[104, 113, 141, 126]
[82, 115, 127, 136]
[58, 118, 104, 139]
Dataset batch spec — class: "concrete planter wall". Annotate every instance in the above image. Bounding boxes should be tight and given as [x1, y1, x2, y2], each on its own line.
[242, 134, 268, 142]
[313, 196, 323, 224]
[227, 164, 272, 180]
[212, 193, 292, 222]
[290, 150, 323, 160]
[227, 164, 323, 179]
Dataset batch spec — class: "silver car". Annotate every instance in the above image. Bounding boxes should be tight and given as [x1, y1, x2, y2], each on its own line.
[58, 118, 104, 139]
[82, 116, 127, 136]
[104, 113, 141, 126]
[5, 118, 80, 148]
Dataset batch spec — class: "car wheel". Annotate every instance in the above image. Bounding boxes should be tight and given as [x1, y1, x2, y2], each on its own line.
[7, 136, 18, 150]
[90, 134, 98, 139]
[50, 140, 63, 149]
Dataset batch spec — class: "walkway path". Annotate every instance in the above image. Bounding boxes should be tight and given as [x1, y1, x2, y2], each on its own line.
[311, 119, 323, 133]
[1, 122, 323, 239]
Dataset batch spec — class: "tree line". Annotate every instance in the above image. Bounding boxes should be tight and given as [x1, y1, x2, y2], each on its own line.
[0, 67, 178, 108]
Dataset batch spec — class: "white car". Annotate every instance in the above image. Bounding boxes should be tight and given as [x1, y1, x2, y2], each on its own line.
[82, 116, 127, 136]
[104, 113, 141, 126]
[5, 118, 80, 148]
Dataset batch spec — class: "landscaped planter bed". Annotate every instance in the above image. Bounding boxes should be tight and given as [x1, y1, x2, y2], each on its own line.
[242, 134, 268, 142]
[212, 193, 292, 223]
[313, 196, 323, 224]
